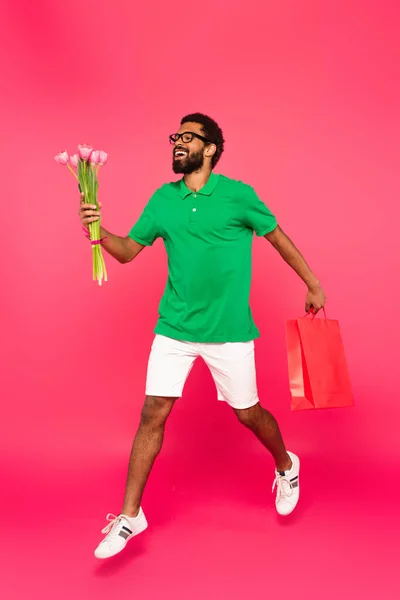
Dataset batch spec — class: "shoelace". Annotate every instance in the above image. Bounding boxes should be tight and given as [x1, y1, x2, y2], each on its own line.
[101, 513, 124, 537]
[272, 474, 294, 501]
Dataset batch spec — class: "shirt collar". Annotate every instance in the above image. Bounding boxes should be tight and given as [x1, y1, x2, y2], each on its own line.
[179, 172, 220, 199]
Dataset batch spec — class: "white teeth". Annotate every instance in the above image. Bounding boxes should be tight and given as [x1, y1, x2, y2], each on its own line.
[175, 150, 187, 156]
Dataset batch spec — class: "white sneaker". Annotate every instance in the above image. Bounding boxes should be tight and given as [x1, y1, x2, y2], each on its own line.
[94, 508, 148, 559]
[272, 451, 300, 516]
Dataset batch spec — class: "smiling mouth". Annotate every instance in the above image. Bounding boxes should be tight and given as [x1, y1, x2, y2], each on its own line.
[174, 149, 188, 159]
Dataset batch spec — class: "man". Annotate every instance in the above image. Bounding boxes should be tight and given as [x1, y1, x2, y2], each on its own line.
[79, 113, 326, 560]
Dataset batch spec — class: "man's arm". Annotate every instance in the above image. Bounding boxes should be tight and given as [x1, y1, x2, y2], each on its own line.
[79, 194, 145, 264]
[265, 225, 326, 313]
[100, 227, 145, 264]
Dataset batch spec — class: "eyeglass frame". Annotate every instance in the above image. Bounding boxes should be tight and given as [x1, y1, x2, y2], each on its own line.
[169, 131, 213, 145]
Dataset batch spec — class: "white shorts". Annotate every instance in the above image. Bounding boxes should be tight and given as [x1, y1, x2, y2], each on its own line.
[145, 335, 259, 409]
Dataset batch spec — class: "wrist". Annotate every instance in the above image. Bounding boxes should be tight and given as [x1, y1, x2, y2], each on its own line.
[307, 278, 321, 292]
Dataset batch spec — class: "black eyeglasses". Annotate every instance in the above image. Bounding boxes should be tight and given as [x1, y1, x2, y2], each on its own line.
[169, 131, 212, 145]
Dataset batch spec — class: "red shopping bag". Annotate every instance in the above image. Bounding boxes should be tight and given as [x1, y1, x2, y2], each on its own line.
[285, 310, 354, 410]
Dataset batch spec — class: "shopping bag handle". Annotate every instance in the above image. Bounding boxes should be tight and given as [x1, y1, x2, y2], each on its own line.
[303, 307, 327, 320]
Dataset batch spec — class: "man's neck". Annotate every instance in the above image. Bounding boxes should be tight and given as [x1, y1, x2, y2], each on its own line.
[183, 168, 212, 193]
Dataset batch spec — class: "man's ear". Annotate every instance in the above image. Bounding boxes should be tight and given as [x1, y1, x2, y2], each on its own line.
[206, 144, 216, 157]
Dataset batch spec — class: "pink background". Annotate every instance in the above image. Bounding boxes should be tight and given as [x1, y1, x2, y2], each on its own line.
[1, 1, 399, 598]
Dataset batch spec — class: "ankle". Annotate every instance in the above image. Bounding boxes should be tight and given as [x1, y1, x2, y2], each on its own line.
[276, 454, 292, 473]
[121, 507, 140, 518]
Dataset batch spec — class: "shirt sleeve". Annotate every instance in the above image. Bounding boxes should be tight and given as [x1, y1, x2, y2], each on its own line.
[128, 197, 160, 246]
[242, 185, 278, 236]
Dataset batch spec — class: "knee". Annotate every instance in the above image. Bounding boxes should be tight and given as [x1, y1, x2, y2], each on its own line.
[233, 403, 261, 429]
[140, 395, 175, 428]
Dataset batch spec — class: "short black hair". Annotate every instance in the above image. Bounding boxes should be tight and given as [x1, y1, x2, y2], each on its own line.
[180, 112, 225, 169]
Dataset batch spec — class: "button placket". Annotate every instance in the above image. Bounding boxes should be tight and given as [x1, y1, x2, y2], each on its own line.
[190, 192, 198, 223]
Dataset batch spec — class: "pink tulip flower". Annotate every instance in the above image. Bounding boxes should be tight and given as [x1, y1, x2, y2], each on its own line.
[98, 151, 108, 166]
[90, 150, 100, 166]
[54, 151, 69, 165]
[69, 154, 79, 168]
[78, 144, 93, 161]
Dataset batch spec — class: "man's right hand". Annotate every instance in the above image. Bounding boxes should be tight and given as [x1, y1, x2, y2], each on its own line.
[77, 191, 145, 263]
[79, 192, 102, 229]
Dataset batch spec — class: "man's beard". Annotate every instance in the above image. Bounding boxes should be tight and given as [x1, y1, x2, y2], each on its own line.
[172, 149, 204, 174]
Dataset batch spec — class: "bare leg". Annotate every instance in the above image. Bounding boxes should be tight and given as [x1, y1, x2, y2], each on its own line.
[233, 403, 292, 472]
[121, 395, 177, 517]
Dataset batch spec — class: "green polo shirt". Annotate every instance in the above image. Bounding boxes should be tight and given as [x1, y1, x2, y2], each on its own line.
[128, 173, 277, 342]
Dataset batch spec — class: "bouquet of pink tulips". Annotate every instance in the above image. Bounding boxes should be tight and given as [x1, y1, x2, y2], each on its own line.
[55, 145, 108, 285]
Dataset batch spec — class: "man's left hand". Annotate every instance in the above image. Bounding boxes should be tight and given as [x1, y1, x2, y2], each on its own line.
[305, 285, 326, 314]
